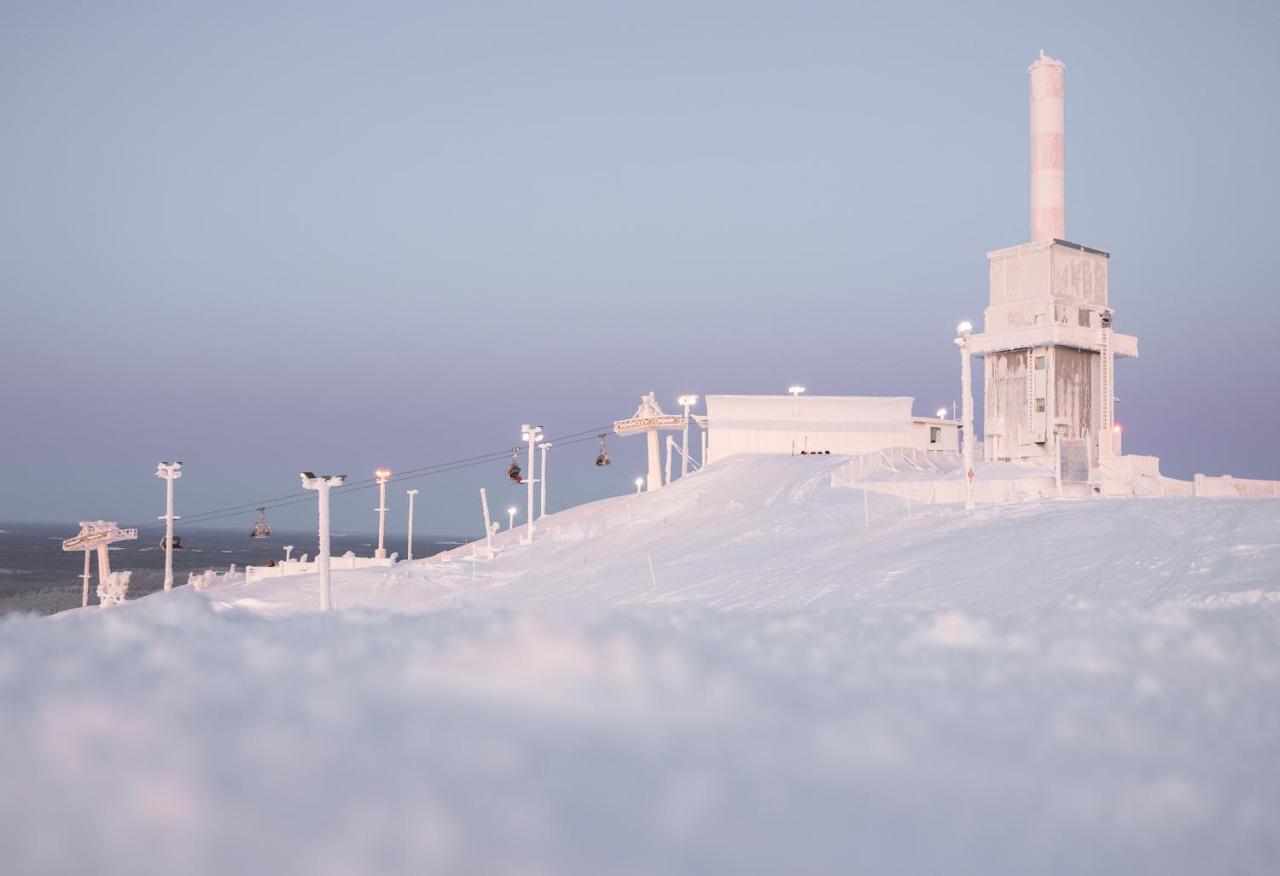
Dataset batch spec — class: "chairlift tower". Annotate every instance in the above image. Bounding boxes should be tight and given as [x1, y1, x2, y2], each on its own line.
[614, 393, 684, 492]
[62, 521, 138, 607]
[155, 461, 182, 591]
[301, 472, 346, 612]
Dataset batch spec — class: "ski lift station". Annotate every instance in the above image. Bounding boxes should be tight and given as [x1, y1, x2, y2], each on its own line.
[703, 395, 958, 464]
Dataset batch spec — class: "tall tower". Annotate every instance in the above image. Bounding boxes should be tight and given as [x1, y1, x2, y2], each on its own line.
[967, 52, 1138, 466]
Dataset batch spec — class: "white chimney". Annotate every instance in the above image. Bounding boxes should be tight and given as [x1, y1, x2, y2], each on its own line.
[1029, 50, 1065, 241]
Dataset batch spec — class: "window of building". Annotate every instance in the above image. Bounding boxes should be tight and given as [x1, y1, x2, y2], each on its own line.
[1035, 355, 1046, 371]
[929, 426, 940, 445]
[1078, 309, 1091, 327]
[1035, 398, 1046, 413]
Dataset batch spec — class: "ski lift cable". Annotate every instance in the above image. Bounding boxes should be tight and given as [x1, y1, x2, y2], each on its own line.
[138, 434, 604, 532]
[159, 425, 609, 524]
[135, 425, 612, 531]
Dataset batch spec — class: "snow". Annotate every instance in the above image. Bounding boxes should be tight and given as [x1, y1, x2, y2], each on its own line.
[2, 455, 1279, 874]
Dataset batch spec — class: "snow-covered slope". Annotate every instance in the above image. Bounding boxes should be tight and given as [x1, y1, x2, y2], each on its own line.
[3, 455, 1278, 874]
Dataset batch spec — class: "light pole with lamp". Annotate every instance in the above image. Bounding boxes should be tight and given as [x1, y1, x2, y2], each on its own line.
[520, 424, 542, 542]
[788, 385, 806, 398]
[954, 321, 976, 510]
[507, 506, 517, 533]
[374, 468, 391, 559]
[635, 477, 644, 495]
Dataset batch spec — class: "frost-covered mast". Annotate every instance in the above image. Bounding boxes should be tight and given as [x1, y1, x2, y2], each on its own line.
[301, 472, 346, 612]
[966, 51, 1138, 468]
[614, 393, 684, 492]
[155, 461, 182, 591]
[62, 521, 138, 608]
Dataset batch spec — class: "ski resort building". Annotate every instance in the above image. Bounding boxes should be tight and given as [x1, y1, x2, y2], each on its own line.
[703, 395, 958, 465]
[967, 52, 1138, 467]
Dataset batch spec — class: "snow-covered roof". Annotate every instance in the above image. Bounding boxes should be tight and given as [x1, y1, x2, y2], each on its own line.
[706, 394, 916, 432]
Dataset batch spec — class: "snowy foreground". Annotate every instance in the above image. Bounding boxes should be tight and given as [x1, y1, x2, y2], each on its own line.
[3, 456, 1279, 874]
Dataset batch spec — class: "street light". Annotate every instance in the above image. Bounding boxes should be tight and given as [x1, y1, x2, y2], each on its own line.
[507, 506, 517, 532]
[373, 468, 392, 559]
[954, 321, 975, 510]
[155, 461, 182, 591]
[788, 385, 806, 397]
[936, 407, 947, 420]
[301, 472, 347, 612]
[520, 424, 543, 543]
[677, 394, 698, 478]
[635, 477, 644, 494]
[406, 488, 419, 561]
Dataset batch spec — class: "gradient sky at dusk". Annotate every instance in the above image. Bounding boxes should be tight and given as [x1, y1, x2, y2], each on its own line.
[3, 1, 1278, 536]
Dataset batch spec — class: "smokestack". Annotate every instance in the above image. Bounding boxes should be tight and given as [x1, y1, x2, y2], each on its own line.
[1029, 50, 1065, 241]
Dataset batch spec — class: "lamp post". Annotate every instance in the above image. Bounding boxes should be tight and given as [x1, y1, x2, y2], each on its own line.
[954, 321, 975, 510]
[301, 472, 346, 612]
[677, 395, 698, 478]
[788, 385, 806, 398]
[507, 506, 517, 533]
[155, 461, 182, 591]
[538, 441, 552, 519]
[406, 488, 419, 561]
[520, 424, 542, 543]
[374, 468, 391, 559]
[635, 477, 644, 495]
[936, 407, 947, 419]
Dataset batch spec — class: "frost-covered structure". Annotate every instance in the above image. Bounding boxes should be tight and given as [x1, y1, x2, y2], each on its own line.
[704, 395, 958, 463]
[967, 52, 1138, 467]
[95, 570, 130, 607]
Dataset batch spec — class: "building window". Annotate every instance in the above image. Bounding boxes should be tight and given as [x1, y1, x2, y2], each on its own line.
[930, 426, 940, 445]
[1035, 398, 1046, 413]
[1078, 309, 1091, 327]
[1035, 355, 1046, 371]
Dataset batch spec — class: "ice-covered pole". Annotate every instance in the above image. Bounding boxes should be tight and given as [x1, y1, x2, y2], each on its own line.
[80, 550, 91, 608]
[405, 489, 418, 561]
[301, 472, 346, 612]
[155, 461, 182, 591]
[955, 322, 976, 510]
[646, 429, 661, 492]
[1030, 50, 1066, 241]
[521, 425, 542, 542]
[678, 395, 698, 478]
[538, 442, 552, 519]
[480, 488, 495, 556]
[374, 469, 391, 559]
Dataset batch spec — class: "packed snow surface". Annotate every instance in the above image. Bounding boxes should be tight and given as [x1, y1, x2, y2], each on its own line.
[3, 455, 1278, 874]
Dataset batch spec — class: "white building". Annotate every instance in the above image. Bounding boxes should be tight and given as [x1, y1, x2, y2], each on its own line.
[704, 395, 958, 465]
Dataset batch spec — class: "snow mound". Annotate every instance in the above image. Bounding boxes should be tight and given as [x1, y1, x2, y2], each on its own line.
[2, 455, 1279, 874]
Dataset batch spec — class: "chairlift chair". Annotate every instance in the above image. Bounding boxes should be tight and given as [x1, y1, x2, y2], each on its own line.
[160, 535, 182, 550]
[506, 447, 523, 483]
[595, 433, 612, 467]
[249, 506, 272, 539]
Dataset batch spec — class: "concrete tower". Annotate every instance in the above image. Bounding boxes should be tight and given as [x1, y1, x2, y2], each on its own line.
[967, 52, 1138, 468]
